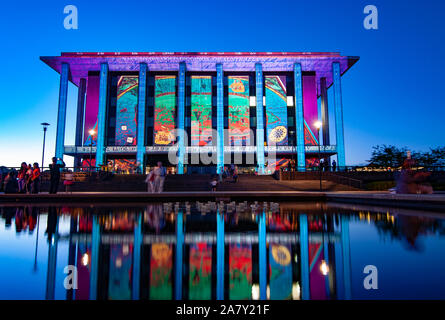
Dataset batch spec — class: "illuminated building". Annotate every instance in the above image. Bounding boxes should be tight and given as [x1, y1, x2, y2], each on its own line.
[41, 52, 359, 173]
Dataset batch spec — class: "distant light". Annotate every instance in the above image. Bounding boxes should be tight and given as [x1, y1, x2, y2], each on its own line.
[82, 253, 89, 266]
[314, 120, 322, 130]
[292, 283, 301, 300]
[320, 260, 329, 276]
[89, 129, 96, 136]
[252, 284, 260, 300]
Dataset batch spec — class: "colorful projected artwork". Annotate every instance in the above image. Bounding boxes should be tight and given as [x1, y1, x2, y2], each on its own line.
[189, 243, 212, 300]
[154, 76, 176, 145]
[150, 243, 173, 300]
[191, 76, 212, 146]
[303, 75, 319, 146]
[228, 76, 250, 146]
[115, 76, 138, 146]
[84, 75, 100, 146]
[229, 244, 252, 300]
[309, 242, 327, 300]
[108, 244, 133, 300]
[269, 244, 293, 300]
[107, 159, 137, 173]
[265, 75, 288, 146]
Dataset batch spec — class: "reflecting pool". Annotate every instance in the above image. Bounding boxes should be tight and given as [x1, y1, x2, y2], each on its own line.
[1, 201, 445, 300]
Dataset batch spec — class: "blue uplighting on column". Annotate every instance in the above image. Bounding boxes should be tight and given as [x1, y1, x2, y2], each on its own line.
[45, 216, 59, 300]
[175, 209, 184, 300]
[95, 63, 109, 167]
[132, 213, 142, 300]
[332, 62, 345, 169]
[341, 215, 352, 300]
[258, 209, 267, 300]
[255, 64, 265, 174]
[89, 215, 100, 300]
[294, 63, 305, 172]
[137, 63, 147, 173]
[216, 64, 224, 174]
[177, 62, 186, 174]
[216, 208, 225, 300]
[334, 226, 345, 299]
[55, 63, 69, 159]
[299, 214, 310, 300]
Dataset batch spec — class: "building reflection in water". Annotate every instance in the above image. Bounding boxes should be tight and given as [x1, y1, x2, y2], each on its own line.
[3, 201, 443, 300]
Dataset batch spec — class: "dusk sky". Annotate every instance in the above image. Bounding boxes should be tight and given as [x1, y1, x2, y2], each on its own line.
[0, 0, 444, 167]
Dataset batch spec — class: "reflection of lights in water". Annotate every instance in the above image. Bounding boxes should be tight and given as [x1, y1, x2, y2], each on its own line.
[116, 257, 122, 268]
[123, 244, 129, 255]
[82, 253, 89, 266]
[292, 282, 300, 300]
[252, 284, 259, 300]
[320, 260, 329, 276]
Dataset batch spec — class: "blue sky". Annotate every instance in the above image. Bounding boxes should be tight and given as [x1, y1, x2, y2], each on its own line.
[0, 0, 444, 167]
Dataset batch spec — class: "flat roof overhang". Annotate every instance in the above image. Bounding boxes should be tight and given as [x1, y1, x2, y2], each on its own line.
[40, 52, 359, 94]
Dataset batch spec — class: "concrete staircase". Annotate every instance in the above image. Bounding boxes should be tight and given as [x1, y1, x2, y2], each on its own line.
[40, 173, 361, 192]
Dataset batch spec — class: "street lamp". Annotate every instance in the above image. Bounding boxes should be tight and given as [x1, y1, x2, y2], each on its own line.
[88, 129, 96, 174]
[40, 122, 50, 171]
[314, 120, 322, 191]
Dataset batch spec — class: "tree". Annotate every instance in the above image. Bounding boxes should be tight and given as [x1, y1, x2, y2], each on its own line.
[367, 145, 408, 168]
[368, 145, 445, 168]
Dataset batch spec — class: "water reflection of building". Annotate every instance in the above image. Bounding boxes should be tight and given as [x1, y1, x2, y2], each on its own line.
[31, 202, 362, 301]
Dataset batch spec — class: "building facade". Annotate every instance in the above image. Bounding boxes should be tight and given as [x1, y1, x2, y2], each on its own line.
[41, 52, 359, 174]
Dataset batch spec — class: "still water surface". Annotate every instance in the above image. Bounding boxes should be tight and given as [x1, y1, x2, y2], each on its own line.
[1, 201, 444, 300]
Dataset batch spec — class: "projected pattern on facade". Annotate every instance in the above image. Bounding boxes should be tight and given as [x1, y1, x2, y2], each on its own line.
[189, 243, 212, 300]
[265, 75, 288, 146]
[228, 76, 250, 146]
[150, 243, 173, 300]
[154, 76, 176, 145]
[115, 76, 138, 146]
[191, 76, 212, 146]
[108, 244, 133, 300]
[229, 244, 252, 300]
[269, 244, 293, 300]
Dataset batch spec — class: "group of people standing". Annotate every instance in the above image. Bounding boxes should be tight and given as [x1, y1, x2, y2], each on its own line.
[1, 157, 66, 194]
[145, 162, 167, 193]
[2, 162, 41, 194]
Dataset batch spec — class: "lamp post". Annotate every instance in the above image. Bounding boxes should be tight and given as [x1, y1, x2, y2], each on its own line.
[314, 121, 322, 191]
[40, 123, 50, 171]
[88, 129, 96, 175]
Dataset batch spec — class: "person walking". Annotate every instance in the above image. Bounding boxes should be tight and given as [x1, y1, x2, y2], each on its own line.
[64, 170, 74, 193]
[332, 160, 337, 172]
[49, 157, 65, 194]
[31, 163, 41, 194]
[232, 165, 239, 183]
[145, 169, 155, 193]
[153, 162, 166, 193]
[25, 164, 33, 193]
[17, 162, 27, 193]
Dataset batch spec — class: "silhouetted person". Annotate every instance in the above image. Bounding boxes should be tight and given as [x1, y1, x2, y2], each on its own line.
[31, 163, 41, 194]
[49, 157, 65, 194]
[4, 170, 19, 193]
[332, 160, 337, 172]
[46, 207, 58, 242]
